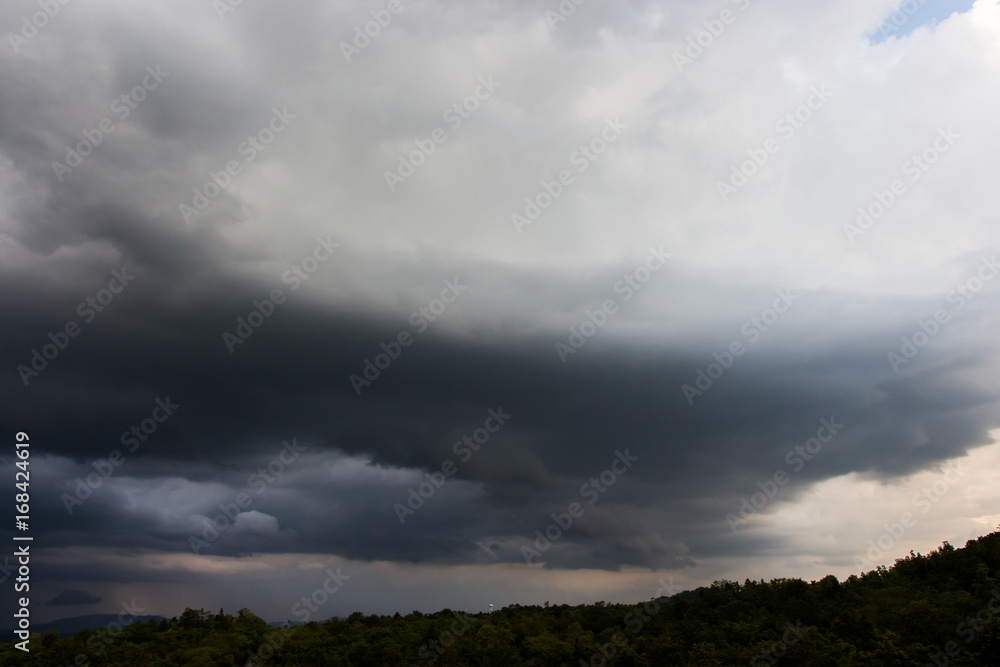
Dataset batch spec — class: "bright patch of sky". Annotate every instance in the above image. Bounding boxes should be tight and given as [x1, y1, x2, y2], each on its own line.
[869, 0, 978, 44]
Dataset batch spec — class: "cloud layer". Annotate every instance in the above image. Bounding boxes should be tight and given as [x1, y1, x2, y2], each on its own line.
[2, 0, 999, 622]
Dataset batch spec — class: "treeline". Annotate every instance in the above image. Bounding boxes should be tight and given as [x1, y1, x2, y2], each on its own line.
[3, 530, 999, 666]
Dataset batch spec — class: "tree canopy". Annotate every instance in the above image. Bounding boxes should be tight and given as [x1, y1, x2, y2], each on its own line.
[4, 529, 999, 666]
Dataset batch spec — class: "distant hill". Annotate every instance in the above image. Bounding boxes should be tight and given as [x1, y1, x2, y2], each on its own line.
[3, 614, 165, 638]
[653, 587, 703, 604]
[2, 614, 343, 641]
[2, 531, 998, 665]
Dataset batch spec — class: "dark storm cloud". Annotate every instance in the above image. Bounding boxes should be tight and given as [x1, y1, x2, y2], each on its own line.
[4, 112, 999, 570]
[1, 0, 998, 594]
[3, 255, 998, 574]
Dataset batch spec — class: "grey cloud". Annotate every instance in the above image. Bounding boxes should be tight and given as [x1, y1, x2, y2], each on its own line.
[45, 589, 102, 606]
[1, 0, 996, 624]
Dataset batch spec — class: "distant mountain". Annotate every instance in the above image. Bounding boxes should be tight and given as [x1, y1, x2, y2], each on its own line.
[657, 587, 704, 602]
[267, 620, 304, 629]
[2, 613, 344, 640]
[4, 534, 999, 664]
[3, 614, 165, 638]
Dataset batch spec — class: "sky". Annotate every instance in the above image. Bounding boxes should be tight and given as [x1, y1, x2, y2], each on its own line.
[1, 0, 1000, 628]
[868, 0, 977, 44]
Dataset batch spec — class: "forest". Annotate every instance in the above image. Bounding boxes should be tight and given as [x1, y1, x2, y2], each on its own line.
[3, 529, 999, 666]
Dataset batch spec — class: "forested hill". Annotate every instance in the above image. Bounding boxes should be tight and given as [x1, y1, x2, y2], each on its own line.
[4, 530, 999, 666]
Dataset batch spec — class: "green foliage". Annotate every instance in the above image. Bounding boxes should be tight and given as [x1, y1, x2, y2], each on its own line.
[3, 531, 1000, 665]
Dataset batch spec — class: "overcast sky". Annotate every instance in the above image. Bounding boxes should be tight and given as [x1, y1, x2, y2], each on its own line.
[2, 0, 1000, 626]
